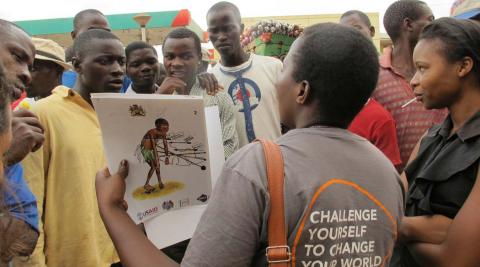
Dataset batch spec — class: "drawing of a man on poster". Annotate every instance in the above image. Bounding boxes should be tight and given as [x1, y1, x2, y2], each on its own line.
[140, 118, 170, 193]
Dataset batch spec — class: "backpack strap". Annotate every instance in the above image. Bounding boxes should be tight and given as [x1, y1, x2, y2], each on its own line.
[257, 138, 291, 266]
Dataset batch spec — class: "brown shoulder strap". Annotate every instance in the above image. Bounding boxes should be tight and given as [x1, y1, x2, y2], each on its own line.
[257, 138, 291, 266]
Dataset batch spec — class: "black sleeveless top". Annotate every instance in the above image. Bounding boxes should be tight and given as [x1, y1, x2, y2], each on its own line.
[398, 111, 480, 267]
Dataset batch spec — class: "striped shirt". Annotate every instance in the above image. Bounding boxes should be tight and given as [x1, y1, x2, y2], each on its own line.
[372, 47, 447, 170]
[189, 81, 239, 158]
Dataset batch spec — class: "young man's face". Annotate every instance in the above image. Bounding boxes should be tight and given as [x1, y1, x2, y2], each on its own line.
[0, 28, 34, 100]
[27, 59, 61, 98]
[340, 14, 374, 40]
[207, 8, 243, 58]
[75, 38, 125, 93]
[72, 14, 111, 39]
[127, 48, 159, 92]
[162, 37, 199, 87]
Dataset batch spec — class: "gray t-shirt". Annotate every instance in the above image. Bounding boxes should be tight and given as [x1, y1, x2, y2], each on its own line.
[182, 127, 404, 267]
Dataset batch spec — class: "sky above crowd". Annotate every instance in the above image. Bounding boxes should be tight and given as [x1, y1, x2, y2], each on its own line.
[1, 0, 454, 32]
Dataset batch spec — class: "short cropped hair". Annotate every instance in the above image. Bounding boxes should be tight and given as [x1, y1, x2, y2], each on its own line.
[207, 1, 242, 24]
[73, 29, 120, 58]
[73, 9, 105, 31]
[0, 19, 29, 36]
[162, 28, 201, 58]
[155, 118, 169, 126]
[292, 23, 379, 128]
[341, 10, 372, 27]
[384, 0, 428, 42]
[125, 41, 157, 63]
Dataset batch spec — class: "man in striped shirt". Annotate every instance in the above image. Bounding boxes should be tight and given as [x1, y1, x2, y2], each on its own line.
[373, 0, 447, 170]
[157, 28, 238, 159]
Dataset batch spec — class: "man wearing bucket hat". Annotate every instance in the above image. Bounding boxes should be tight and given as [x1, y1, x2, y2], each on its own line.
[26, 38, 71, 100]
[451, 0, 480, 20]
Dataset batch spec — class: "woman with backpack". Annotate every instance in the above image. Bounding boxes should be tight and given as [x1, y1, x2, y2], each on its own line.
[95, 22, 404, 267]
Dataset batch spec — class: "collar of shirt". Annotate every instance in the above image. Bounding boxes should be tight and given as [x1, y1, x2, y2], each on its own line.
[379, 46, 408, 80]
[52, 86, 95, 113]
[430, 111, 480, 142]
[218, 53, 253, 73]
[125, 84, 135, 94]
[126, 83, 159, 94]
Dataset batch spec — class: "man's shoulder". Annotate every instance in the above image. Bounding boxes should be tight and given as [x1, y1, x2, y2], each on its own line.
[210, 90, 233, 104]
[210, 64, 221, 74]
[199, 88, 234, 110]
[31, 86, 72, 119]
[224, 142, 267, 181]
[224, 132, 305, 183]
[34, 86, 69, 106]
[251, 54, 282, 68]
[362, 100, 395, 123]
[251, 54, 282, 63]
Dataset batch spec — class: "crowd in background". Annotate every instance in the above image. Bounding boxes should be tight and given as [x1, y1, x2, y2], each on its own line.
[1, 0, 480, 266]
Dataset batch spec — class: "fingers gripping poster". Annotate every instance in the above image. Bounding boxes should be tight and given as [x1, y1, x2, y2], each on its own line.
[92, 94, 221, 224]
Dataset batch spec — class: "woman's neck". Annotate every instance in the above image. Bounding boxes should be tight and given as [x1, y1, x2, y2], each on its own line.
[449, 83, 480, 133]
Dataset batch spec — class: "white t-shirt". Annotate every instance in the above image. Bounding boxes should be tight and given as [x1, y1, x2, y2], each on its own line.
[211, 54, 282, 147]
[124, 84, 135, 94]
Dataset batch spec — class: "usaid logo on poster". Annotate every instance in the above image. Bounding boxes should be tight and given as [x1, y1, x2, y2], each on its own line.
[137, 206, 159, 221]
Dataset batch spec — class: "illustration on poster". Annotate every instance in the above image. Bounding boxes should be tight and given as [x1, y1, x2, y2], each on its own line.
[134, 117, 207, 196]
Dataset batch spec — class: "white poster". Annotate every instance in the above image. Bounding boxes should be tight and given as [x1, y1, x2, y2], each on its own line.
[144, 106, 225, 249]
[92, 93, 223, 224]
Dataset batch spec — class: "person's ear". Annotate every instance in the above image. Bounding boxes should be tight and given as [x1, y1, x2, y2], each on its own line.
[370, 26, 376, 38]
[296, 80, 311, 105]
[71, 30, 76, 40]
[72, 56, 82, 74]
[240, 23, 245, 33]
[458, 56, 474, 78]
[404, 18, 414, 32]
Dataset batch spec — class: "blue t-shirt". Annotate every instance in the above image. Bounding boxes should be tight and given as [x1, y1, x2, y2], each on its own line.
[4, 163, 39, 232]
[61, 70, 77, 88]
[62, 71, 131, 92]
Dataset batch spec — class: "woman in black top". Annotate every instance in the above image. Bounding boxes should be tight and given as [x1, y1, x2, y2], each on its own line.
[398, 18, 480, 267]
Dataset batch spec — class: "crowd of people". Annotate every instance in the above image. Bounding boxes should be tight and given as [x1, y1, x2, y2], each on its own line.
[0, 0, 480, 266]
